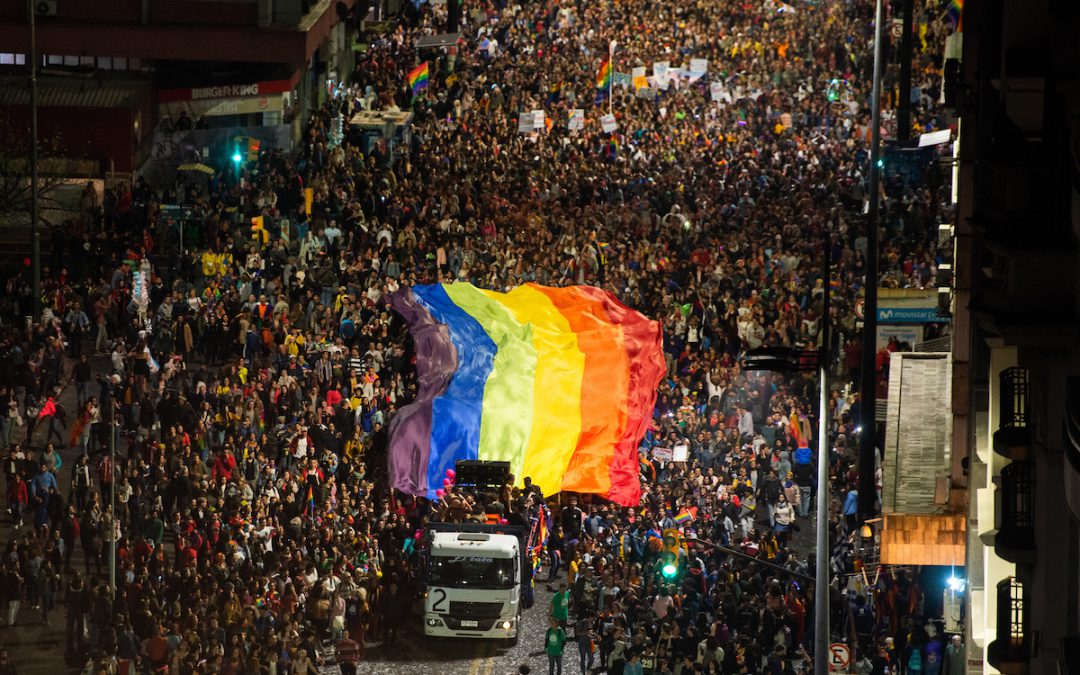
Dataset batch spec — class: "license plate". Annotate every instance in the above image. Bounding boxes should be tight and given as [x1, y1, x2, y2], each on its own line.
[460, 620, 478, 628]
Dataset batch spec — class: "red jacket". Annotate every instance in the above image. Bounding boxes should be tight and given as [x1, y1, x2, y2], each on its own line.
[7, 477, 28, 505]
[212, 452, 238, 481]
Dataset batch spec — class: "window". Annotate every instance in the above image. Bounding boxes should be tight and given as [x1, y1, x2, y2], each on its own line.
[0, 53, 25, 65]
[428, 556, 515, 589]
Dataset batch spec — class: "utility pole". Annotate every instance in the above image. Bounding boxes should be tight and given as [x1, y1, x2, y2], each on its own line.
[815, 227, 831, 675]
[28, 0, 41, 318]
[897, 0, 915, 142]
[108, 401, 117, 592]
[859, 0, 884, 524]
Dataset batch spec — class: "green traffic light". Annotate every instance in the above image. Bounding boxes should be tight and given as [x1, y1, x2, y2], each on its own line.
[662, 563, 677, 579]
[233, 152, 243, 163]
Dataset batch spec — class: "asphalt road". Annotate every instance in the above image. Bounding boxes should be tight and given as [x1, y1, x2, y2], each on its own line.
[356, 582, 558, 675]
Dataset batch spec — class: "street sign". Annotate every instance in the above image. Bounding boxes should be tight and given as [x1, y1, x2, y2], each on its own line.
[828, 643, 851, 672]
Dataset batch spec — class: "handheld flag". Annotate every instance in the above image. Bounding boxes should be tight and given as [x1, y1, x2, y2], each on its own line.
[674, 507, 697, 526]
[596, 59, 613, 90]
[408, 62, 430, 96]
[945, 0, 963, 28]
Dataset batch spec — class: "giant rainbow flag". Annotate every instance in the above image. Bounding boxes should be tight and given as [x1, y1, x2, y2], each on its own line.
[388, 283, 665, 506]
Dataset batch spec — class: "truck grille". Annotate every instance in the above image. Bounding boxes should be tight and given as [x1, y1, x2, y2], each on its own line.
[449, 601, 504, 618]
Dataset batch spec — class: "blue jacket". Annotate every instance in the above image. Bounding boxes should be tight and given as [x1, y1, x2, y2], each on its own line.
[31, 470, 58, 499]
[843, 490, 859, 516]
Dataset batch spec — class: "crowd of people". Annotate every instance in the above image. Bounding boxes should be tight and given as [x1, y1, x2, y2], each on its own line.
[0, 0, 961, 673]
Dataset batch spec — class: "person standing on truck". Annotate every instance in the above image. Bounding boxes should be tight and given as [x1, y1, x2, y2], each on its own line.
[545, 617, 566, 675]
[551, 581, 570, 628]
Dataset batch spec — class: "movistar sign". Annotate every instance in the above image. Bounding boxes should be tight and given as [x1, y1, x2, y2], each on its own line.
[876, 307, 942, 323]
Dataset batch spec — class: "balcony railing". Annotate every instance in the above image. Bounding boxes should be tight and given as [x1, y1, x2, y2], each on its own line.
[995, 460, 1035, 563]
[994, 367, 1032, 459]
[988, 577, 1030, 675]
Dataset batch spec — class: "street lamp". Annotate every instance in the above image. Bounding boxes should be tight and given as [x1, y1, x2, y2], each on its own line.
[741, 235, 831, 675]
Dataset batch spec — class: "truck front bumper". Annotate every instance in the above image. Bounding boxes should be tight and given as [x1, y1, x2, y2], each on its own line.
[424, 613, 517, 639]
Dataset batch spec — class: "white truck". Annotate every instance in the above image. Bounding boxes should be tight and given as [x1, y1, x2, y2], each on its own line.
[422, 523, 532, 645]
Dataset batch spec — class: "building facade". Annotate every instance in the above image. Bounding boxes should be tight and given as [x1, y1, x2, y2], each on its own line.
[0, 0, 358, 174]
[951, 0, 1080, 672]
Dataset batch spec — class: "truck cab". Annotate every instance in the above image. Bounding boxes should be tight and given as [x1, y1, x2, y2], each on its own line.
[423, 530, 522, 644]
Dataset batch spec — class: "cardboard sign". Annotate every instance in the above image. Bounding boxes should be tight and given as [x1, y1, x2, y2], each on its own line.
[653, 60, 670, 89]
[600, 114, 618, 133]
[652, 447, 673, 462]
[632, 66, 648, 90]
[672, 444, 689, 462]
[568, 108, 585, 131]
[689, 58, 708, 74]
[710, 82, 724, 102]
[637, 86, 656, 100]
[518, 113, 535, 133]
[531, 109, 546, 130]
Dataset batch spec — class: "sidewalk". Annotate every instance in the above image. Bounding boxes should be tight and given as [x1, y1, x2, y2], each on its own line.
[0, 350, 110, 674]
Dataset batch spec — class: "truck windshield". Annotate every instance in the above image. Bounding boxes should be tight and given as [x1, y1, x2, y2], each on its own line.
[428, 555, 515, 590]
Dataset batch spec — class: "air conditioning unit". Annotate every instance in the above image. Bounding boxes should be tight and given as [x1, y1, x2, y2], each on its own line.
[35, 0, 57, 16]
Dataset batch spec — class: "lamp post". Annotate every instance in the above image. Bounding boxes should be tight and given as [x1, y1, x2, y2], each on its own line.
[859, 0, 885, 526]
[741, 227, 831, 674]
[28, 0, 40, 318]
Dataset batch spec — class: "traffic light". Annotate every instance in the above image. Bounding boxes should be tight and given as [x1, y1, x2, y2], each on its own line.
[247, 137, 261, 162]
[661, 528, 681, 580]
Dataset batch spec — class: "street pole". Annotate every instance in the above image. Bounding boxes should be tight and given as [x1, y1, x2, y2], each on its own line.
[815, 226, 831, 675]
[608, 40, 616, 116]
[897, 0, 915, 142]
[108, 403, 116, 592]
[28, 0, 40, 318]
[859, 0, 884, 525]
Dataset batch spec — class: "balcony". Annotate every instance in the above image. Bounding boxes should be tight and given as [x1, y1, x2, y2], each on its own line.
[994, 368, 1032, 459]
[994, 460, 1035, 563]
[987, 577, 1030, 675]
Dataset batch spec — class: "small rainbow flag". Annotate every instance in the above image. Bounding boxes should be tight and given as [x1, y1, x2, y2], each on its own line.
[596, 59, 612, 90]
[408, 61, 430, 95]
[674, 507, 697, 525]
[945, 0, 963, 29]
[532, 509, 548, 554]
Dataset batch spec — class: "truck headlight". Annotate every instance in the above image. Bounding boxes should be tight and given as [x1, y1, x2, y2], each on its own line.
[427, 618, 440, 627]
[501, 620, 513, 630]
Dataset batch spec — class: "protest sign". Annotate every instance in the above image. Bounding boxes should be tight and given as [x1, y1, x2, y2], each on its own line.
[568, 108, 585, 131]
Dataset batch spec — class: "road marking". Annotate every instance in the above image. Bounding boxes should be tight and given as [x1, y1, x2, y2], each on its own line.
[469, 642, 492, 675]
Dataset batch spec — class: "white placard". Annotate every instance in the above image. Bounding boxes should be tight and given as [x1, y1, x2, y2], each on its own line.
[710, 82, 723, 102]
[652, 447, 673, 462]
[531, 109, 545, 129]
[672, 444, 689, 462]
[689, 58, 708, 74]
[518, 113, 535, 133]
[568, 108, 585, 131]
[600, 113, 618, 133]
[653, 60, 670, 89]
